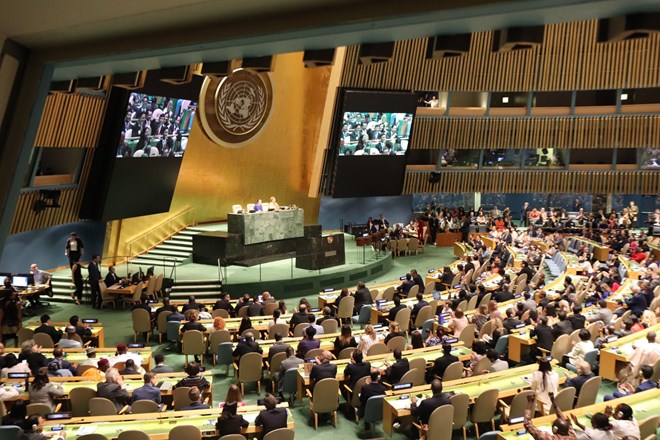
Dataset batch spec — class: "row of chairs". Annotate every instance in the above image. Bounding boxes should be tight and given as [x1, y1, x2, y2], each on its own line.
[386, 237, 424, 256]
[15, 328, 87, 349]
[0, 425, 295, 440]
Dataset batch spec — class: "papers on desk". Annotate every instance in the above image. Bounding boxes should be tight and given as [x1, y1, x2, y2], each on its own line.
[243, 413, 258, 424]
[159, 381, 173, 391]
[389, 398, 412, 411]
[76, 426, 97, 436]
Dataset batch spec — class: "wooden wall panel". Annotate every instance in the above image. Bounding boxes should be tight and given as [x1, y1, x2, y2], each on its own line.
[9, 93, 106, 234]
[410, 115, 660, 149]
[341, 20, 660, 91]
[34, 93, 105, 148]
[403, 171, 659, 194]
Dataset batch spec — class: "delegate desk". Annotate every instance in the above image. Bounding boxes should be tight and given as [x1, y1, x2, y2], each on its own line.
[541, 273, 587, 301]
[435, 232, 462, 247]
[4, 347, 152, 371]
[181, 315, 294, 337]
[318, 279, 402, 308]
[296, 345, 472, 402]
[507, 246, 527, 269]
[383, 362, 573, 437]
[1, 372, 213, 406]
[498, 388, 660, 439]
[618, 255, 645, 280]
[43, 404, 294, 439]
[233, 327, 390, 358]
[604, 278, 636, 311]
[559, 252, 583, 276]
[599, 323, 660, 381]
[369, 291, 455, 325]
[106, 281, 147, 297]
[26, 321, 105, 347]
[567, 236, 610, 262]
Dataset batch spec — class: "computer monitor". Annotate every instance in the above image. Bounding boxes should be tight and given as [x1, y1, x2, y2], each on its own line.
[12, 275, 28, 288]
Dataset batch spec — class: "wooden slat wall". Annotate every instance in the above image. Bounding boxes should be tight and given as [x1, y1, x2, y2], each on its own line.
[34, 94, 105, 148]
[341, 20, 660, 91]
[410, 115, 660, 149]
[403, 171, 660, 194]
[10, 93, 106, 234]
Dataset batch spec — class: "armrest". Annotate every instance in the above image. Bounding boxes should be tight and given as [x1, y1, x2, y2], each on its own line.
[233, 363, 239, 371]
[343, 384, 354, 394]
[118, 405, 130, 415]
[54, 403, 62, 413]
[264, 361, 270, 369]
[382, 381, 392, 388]
[305, 389, 313, 399]
[83, 340, 91, 348]
[160, 403, 168, 412]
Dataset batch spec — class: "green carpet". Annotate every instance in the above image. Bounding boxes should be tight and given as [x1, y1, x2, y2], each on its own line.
[19, 244, 620, 440]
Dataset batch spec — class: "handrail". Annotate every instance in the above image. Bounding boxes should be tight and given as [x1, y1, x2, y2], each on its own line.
[126, 207, 196, 259]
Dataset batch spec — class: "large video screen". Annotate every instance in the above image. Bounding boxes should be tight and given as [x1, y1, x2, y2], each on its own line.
[338, 112, 412, 156]
[117, 92, 196, 158]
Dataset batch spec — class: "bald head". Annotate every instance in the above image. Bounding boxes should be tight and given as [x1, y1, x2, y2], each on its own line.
[648, 332, 656, 343]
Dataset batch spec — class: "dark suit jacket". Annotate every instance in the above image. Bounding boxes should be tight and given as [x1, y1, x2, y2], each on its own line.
[216, 412, 249, 435]
[87, 262, 101, 282]
[568, 314, 586, 330]
[181, 401, 210, 411]
[213, 299, 233, 313]
[412, 392, 451, 425]
[181, 321, 206, 332]
[354, 288, 373, 314]
[34, 324, 63, 343]
[431, 354, 459, 378]
[232, 341, 263, 358]
[530, 325, 554, 351]
[182, 302, 200, 312]
[359, 382, 388, 417]
[255, 408, 288, 437]
[309, 361, 337, 384]
[494, 290, 515, 302]
[388, 305, 407, 322]
[268, 341, 291, 362]
[104, 272, 120, 287]
[412, 274, 425, 293]
[132, 383, 161, 403]
[97, 382, 131, 412]
[626, 293, 648, 316]
[386, 358, 410, 384]
[411, 300, 429, 318]
[564, 373, 595, 397]
[248, 302, 264, 317]
[552, 321, 573, 340]
[503, 317, 522, 333]
[289, 312, 310, 327]
[343, 361, 371, 389]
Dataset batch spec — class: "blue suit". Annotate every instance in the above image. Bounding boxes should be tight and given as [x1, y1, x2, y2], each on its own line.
[132, 383, 161, 403]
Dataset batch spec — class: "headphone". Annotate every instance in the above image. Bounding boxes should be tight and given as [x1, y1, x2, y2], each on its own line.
[617, 410, 624, 419]
[551, 425, 559, 434]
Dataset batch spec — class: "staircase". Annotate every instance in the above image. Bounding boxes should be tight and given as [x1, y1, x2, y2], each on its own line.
[129, 227, 205, 268]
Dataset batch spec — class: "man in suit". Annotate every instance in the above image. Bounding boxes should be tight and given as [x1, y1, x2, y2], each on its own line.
[317, 307, 338, 327]
[255, 394, 288, 437]
[387, 296, 406, 322]
[268, 332, 292, 362]
[563, 360, 595, 398]
[181, 295, 200, 312]
[248, 295, 264, 316]
[502, 308, 523, 333]
[552, 311, 574, 340]
[132, 372, 161, 404]
[410, 269, 425, 293]
[353, 281, 373, 315]
[181, 386, 211, 410]
[568, 304, 586, 330]
[397, 273, 415, 297]
[587, 300, 613, 325]
[213, 292, 234, 315]
[87, 255, 102, 309]
[232, 332, 263, 360]
[131, 294, 152, 315]
[278, 347, 304, 391]
[97, 369, 132, 412]
[309, 351, 337, 386]
[64, 232, 84, 267]
[384, 349, 409, 384]
[430, 343, 459, 380]
[625, 286, 648, 317]
[154, 298, 177, 320]
[289, 304, 312, 327]
[343, 351, 371, 390]
[150, 354, 174, 373]
[359, 369, 388, 418]
[493, 287, 515, 303]
[411, 292, 429, 322]
[530, 316, 554, 353]
[520, 202, 530, 227]
[411, 379, 451, 425]
[33, 314, 62, 344]
[104, 265, 121, 287]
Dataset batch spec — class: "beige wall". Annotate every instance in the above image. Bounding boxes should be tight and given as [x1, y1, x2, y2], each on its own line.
[107, 52, 331, 258]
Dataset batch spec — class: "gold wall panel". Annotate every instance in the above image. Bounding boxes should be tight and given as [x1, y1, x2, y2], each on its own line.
[403, 171, 659, 194]
[341, 20, 660, 91]
[107, 52, 331, 259]
[410, 114, 660, 149]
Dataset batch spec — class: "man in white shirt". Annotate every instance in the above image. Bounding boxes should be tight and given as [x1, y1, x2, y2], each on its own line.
[58, 326, 83, 349]
[111, 343, 145, 374]
[629, 331, 660, 376]
[78, 347, 99, 367]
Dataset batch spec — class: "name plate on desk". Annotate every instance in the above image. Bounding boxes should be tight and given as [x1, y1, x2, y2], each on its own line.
[228, 209, 304, 245]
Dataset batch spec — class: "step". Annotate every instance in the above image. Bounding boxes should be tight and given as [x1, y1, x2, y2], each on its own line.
[178, 230, 201, 237]
[131, 258, 181, 267]
[170, 234, 193, 242]
[169, 291, 222, 299]
[186, 227, 213, 233]
[173, 279, 221, 286]
[172, 284, 223, 292]
[159, 243, 193, 252]
[147, 249, 191, 258]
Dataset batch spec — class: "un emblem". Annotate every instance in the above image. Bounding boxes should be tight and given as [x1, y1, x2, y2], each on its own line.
[199, 69, 273, 146]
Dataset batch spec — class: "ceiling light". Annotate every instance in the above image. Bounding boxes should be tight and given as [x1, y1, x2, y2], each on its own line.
[621, 93, 628, 101]
[502, 96, 509, 103]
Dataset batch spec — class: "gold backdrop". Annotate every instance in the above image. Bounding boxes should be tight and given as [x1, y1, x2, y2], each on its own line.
[106, 52, 331, 259]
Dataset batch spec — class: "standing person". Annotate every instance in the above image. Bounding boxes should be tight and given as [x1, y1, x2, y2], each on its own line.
[530, 356, 559, 415]
[70, 259, 83, 305]
[64, 232, 84, 268]
[1, 290, 21, 346]
[521, 202, 530, 227]
[87, 255, 102, 309]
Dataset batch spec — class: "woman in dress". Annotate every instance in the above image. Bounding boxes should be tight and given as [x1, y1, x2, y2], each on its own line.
[530, 356, 559, 415]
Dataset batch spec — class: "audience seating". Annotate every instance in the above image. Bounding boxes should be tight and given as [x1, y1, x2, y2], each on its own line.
[307, 378, 339, 429]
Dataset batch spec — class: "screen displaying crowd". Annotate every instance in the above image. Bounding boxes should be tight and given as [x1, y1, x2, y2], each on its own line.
[338, 112, 413, 156]
[116, 93, 197, 158]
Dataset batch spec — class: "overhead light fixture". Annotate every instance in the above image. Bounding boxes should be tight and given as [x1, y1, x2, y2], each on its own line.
[241, 56, 274, 73]
[303, 49, 336, 68]
[49, 80, 77, 94]
[76, 76, 108, 91]
[113, 71, 146, 90]
[492, 26, 544, 52]
[621, 93, 628, 101]
[502, 97, 509, 103]
[358, 42, 395, 65]
[157, 64, 198, 84]
[425, 34, 472, 59]
[200, 61, 231, 78]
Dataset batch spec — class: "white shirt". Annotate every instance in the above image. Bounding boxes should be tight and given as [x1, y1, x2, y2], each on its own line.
[568, 340, 595, 364]
[58, 339, 82, 349]
[610, 419, 640, 440]
[111, 353, 145, 374]
[530, 370, 559, 414]
[581, 427, 615, 440]
[629, 341, 660, 376]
